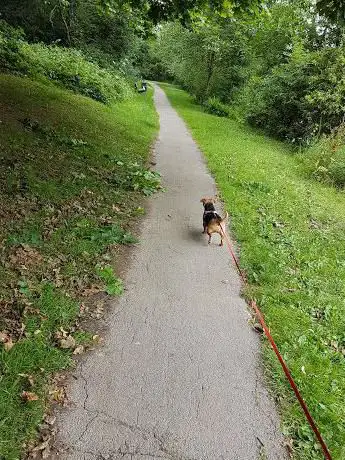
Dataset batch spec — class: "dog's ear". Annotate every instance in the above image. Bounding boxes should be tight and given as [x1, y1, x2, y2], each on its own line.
[200, 197, 206, 204]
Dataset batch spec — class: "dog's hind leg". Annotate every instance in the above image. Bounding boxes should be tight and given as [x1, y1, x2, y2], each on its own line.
[207, 232, 212, 244]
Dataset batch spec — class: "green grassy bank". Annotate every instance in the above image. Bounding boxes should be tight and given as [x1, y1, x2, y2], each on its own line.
[0, 74, 158, 459]
[161, 83, 345, 460]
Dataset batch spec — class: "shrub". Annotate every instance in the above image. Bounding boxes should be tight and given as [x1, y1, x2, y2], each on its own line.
[0, 20, 28, 73]
[328, 160, 345, 187]
[242, 45, 345, 143]
[204, 97, 230, 117]
[23, 44, 133, 103]
[304, 124, 345, 188]
[0, 22, 133, 104]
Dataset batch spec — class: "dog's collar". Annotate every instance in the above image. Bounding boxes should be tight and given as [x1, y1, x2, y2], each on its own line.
[203, 210, 216, 213]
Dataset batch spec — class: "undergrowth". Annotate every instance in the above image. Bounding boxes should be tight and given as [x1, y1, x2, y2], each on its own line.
[161, 83, 345, 460]
[0, 74, 159, 459]
[0, 20, 132, 104]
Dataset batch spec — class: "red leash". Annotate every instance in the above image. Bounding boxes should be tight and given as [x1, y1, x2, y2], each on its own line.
[220, 224, 332, 460]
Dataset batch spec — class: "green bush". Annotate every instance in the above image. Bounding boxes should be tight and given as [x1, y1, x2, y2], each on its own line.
[0, 21, 133, 104]
[0, 20, 28, 73]
[23, 43, 133, 103]
[204, 97, 230, 117]
[304, 124, 345, 188]
[328, 161, 345, 187]
[241, 45, 345, 143]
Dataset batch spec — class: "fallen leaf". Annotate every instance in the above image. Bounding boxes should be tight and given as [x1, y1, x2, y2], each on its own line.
[81, 285, 101, 296]
[18, 322, 26, 340]
[0, 331, 9, 342]
[9, 245, 43, 268]
[44, 415, 56, 426]
[18, 373, 35, 386]
[73, 345, 85, 355]
[42, 446, 51, 459]
[92, 334, 103, 344]
[4, 338, 14, 351]
[59, 335, 76, 349]
[22, 391, 39, 402]
[54, 330, 63, 340]
[32, 439, 49, 452]
[283, 438, 294, 454]
[59, 327, 69, 337]
[49, 387, 66, 404]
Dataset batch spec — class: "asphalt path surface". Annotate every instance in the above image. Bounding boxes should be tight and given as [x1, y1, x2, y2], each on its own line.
[54, 84, 286, 460]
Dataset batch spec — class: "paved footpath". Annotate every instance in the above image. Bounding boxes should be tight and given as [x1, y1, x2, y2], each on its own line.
[54, 85, 287, 460]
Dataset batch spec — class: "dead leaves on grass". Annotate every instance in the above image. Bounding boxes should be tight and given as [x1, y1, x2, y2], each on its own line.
[19, 373, 35, 387]
[59, 335, 76, 349]
[26, 413, 58, 459]
[0, 330, 15, 351]
[73, 345, 85, 355]
[9, 244, 43, 270]
[54, 328, 76, 350]
[81, 284, 102, 297]
[22, 391, 39, 402]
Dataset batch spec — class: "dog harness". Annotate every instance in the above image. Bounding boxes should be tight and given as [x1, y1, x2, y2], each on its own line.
[203, 210, 221, 219]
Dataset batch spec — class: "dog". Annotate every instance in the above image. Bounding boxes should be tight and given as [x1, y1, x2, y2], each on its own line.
[200, 197, 228, 246]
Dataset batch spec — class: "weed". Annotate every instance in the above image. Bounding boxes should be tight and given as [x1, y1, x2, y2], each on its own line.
[96, 265, 124, 296]
[112, 160, 162, 195]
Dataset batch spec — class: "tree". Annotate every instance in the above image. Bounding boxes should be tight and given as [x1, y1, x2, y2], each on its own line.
[316, 0, 345, 25]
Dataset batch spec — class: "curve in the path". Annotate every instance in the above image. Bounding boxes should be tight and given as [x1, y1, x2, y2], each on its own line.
[55, 85, 287, 460]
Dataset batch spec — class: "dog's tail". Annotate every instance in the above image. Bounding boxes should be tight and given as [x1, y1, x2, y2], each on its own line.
[216, 211, 229, 224]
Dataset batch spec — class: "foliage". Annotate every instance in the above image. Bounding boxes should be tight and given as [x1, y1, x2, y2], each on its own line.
[304, 124, 345, 187]
[136, 39, 172, 80]
[156, 20, 247, 102]
[162, 83, 345, 460]
[242, 43, 345, 143]
[24, 43, 133, 102]
[0, 23, 132, 103]
[154, 1, 345, 146]
[0, 0, 72, 44]
[113, 161, 162, 195]
[0, 20, 28, 73]
[204, 96, 230, 117]
[96, 265, 124, 295]
[316, 0, 345, 25]
[98, 0, 264, 24]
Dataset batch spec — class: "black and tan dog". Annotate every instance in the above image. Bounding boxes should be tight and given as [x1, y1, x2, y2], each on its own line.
[200, 197, 228, 246]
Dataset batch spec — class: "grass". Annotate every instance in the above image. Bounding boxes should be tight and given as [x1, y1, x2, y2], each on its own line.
[0, 74, 159, 459]
[160, 83, 345, 460]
